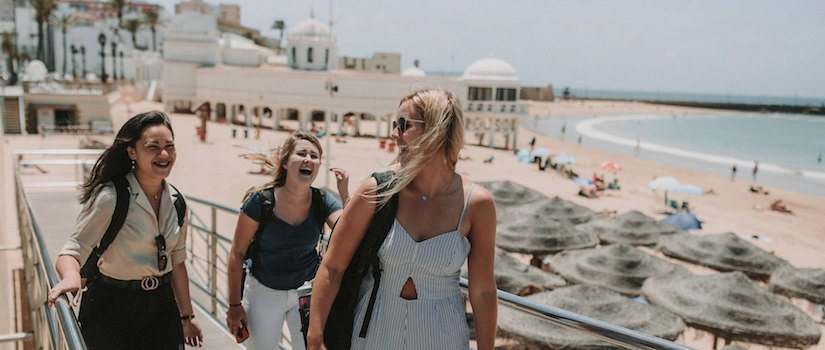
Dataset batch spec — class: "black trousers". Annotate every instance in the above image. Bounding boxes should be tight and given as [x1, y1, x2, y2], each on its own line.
[78, 278, 183, 350]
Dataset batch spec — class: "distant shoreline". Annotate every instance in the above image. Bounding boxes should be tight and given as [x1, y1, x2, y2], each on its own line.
[568, 97, 825, 116]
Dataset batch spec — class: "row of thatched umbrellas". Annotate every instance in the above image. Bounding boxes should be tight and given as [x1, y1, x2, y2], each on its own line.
[479, 180, 824, 349]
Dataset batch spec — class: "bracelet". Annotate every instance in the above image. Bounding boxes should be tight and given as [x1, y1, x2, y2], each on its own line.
[180, 314, 195, 321]
[228, 302, 242, 307]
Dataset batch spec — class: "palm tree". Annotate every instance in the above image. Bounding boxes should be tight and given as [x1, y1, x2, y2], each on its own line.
[111, 0, 126, 27]
[122, 18, 141, 49]
[1, 32, 17, 84]
[272, 20, 285, 51]
[30, 0, 57, 63]
[53, 12, 73, 76]
[143, 7, 160, 52]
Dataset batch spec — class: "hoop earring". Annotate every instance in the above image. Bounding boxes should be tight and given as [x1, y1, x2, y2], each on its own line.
[131, 160, 136, 172]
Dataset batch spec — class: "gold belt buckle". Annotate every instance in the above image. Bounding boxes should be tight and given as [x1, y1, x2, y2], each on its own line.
[140, 276, 160, 291]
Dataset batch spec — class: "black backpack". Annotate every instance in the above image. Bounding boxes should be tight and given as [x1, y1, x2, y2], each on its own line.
[324, 171, 399, 349]
[79, 177, 187, 281]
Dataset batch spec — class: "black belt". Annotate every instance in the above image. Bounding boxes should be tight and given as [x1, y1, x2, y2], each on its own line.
[96, 272, 172, 291]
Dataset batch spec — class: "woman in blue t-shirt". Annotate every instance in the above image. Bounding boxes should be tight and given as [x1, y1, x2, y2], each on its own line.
[226, 130, 349, 350]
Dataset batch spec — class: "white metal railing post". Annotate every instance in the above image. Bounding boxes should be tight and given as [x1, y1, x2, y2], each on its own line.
[209, 207, 218, 316]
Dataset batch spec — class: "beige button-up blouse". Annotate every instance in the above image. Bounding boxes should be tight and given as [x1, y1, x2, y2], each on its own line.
[59, 173, 188, 280]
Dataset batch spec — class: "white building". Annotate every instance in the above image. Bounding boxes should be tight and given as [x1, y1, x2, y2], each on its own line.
[162, 14, 528, 149]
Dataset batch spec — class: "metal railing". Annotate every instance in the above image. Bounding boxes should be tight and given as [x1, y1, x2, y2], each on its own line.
[12, 149, 693, 350]
[13, 157, 88, 350]
[183, 195, 693, 350]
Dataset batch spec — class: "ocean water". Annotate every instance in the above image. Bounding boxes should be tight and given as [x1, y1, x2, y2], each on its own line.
[529, 113, 825, 196]
[554, 88, 825, 107]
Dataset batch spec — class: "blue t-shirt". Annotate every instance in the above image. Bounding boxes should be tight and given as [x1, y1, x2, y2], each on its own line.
[241, 188, 342, 290]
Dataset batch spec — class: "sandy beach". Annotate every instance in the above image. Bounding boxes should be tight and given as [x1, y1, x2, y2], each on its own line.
[3, 97, 823, 349]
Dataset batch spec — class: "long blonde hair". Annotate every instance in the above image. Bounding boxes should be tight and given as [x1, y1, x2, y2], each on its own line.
[374, 89, 465, 206]
[244, 129, 323, 201]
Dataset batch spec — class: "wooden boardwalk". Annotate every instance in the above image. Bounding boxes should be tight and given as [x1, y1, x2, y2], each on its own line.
[26, 188, 243, 350]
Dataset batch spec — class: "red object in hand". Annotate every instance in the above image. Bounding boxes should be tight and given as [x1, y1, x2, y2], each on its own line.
[235, 321, 249, 343]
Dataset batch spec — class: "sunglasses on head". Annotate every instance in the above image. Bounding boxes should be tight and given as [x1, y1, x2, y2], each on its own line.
[392, 117, 425, 134]
[155, 234, 168, 271]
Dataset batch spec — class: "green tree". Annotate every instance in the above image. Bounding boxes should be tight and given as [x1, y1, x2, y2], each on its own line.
[30, 0, 57, 63]
[122, 18, 142, 49]
[143, 7, 161, 52]
[1, 32, 17, 84]
[111, 0, 126, 27]
[272, 20, 285, 50]
[53, 12, 73, 76]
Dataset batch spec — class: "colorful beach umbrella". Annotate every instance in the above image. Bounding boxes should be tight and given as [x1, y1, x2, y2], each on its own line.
[555, 153, 576, 165]
[600, 161, 622, 172]
[661, 211, 702, 230]
[670, 184, 704, 195]
[531, 148, 552, 159]
[648, 176, 679, 191]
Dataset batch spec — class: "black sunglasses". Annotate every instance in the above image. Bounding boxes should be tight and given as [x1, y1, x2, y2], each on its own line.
[392, 117, 425, 134]
[155, 234, 168, 271]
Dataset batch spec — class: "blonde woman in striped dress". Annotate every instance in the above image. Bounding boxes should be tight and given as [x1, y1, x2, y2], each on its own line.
[308, 89, 498, 350]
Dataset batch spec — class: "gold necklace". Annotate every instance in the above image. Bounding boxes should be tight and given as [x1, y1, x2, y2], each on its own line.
[414, 173, 456, 201]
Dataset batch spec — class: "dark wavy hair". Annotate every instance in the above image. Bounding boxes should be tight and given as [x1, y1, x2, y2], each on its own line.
[79, 111, 174, 205]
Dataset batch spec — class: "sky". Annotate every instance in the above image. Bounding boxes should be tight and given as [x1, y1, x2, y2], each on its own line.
[155, 0, 825, 99]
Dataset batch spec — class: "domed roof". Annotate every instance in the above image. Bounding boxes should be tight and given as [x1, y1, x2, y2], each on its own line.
[289, 18, 331, 38]
[401, 67, 426, 77]
[24, 60, 48, 82]
[462, 55, 519, 82]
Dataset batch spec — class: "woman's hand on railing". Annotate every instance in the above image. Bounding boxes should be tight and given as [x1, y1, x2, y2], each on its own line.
[225, 304, 247, 339]
[47, 273, 82, 307]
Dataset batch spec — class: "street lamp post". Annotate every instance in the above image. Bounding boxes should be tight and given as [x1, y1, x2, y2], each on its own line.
[111, 40, 118, 81]
[80, 46, 86, 77]
[324, 79, 338, 189]
[70, 44, 77, 79]
[97, 33, 107, 82]
[119, 51, 125, 80]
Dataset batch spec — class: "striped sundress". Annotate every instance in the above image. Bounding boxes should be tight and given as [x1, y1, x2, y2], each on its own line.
[350, 185, 475, 350]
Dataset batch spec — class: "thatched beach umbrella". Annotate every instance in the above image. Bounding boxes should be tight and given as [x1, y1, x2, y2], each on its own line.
[509, 196, 598, 225]
[548, 244, 688, 296]
[576, 210, 679, 246]
[498, 284, 685, 349]
[462, 249, 566, 296]
[497, 219, 597, 256]
[642, 272, 822, 348]
[769, 266, 825, 304]
[659, 232, 789, 280]
[478, 180, 546, 211]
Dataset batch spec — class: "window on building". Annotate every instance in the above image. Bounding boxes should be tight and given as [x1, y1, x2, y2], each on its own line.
[496, 88, 517, 101]
[325, 49, 329, 65]
[468, 87, 493, 101]
[291, 47, 296, 63]
[308, 47, 314, 63]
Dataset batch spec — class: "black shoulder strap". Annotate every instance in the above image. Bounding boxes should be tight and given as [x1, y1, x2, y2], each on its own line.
[246, 187, 275, 262]
[97, 176, 130, 254]
[169, 183, 186, 227]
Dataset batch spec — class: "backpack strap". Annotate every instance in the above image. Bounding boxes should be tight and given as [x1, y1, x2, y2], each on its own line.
[245, 187, 276, 263]
[97, 177, 131, 254]
[169, 183, 187, 227]
[79, 176, 130, 279]
[357, 171, 399, 338]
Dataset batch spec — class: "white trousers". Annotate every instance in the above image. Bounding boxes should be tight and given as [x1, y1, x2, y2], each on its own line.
[242, 275, 306, 350]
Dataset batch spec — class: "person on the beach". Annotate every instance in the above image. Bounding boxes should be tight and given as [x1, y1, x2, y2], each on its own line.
[730, 164, 737, 181]
[769, 199, 793, 214]
[752, 161, 759, 182]
[528, 136, 536, 150]
[48, 111, 204, 349]
[307, 89, 498, 350]
[226, 130, 349, 350]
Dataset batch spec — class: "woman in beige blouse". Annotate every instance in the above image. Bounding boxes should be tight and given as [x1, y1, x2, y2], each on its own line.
[48, 111, 203, 349]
